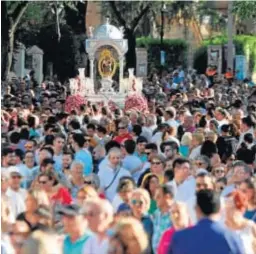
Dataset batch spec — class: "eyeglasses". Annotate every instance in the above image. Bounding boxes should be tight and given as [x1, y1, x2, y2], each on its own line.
[214, 170, 224, 174]
[84, 211, 101, 217]
[85, 139, 90, 142]
[195, 162, 204, 167]
[39, 181, 47, 185]
[131, 199, 143, 206]
[151, 161, 161, 165]
[84, 181, 92, 185]
[11, 175, 22, 179]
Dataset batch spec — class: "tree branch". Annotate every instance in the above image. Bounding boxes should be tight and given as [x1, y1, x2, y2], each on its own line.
[109, 1, 127, 29]
[10, 1, 29, 36]
[131, 3, 151, 31]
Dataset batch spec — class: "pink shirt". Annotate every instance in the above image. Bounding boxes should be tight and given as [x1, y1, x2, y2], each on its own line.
[158, 225, 192, 254]
[157, 227, 176, 254]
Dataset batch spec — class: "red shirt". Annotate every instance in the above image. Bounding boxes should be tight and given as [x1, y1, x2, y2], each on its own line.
[113, 133, 133, 144]
[51, 187, 72, 205]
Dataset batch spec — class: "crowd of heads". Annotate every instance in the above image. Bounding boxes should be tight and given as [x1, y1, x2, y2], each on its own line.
[1, 67, 256, 254]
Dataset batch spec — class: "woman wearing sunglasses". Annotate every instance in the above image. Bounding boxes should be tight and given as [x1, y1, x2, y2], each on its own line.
[141, 174, 160, 215]
[37, 172, 72, 205]
[149, 155, 165, 184]
[212, 166, 226, 180]
[129, 188, 153, 253]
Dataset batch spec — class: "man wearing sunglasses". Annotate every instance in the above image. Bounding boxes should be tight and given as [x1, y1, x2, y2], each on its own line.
[6, 167, 27, 218]
[113, 122, 133, 144]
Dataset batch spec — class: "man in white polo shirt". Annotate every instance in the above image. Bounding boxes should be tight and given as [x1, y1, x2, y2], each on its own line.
[6, 166, 27, 218]
[98, 148, 131, 201]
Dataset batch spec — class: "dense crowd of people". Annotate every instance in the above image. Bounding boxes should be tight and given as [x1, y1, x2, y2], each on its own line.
[1, 66, 256, 254]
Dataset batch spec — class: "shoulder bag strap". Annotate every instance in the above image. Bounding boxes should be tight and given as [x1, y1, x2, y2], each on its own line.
[104, 167, 121, 191]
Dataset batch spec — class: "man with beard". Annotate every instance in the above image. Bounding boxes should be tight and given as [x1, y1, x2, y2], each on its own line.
[1, 148, 16, 173]
[92, 145, 106, 174]
[56, 112, 69, 138]
[160, 141, 179, 163]
[186, 172, 215, 224]
[56, 150, 74, 188]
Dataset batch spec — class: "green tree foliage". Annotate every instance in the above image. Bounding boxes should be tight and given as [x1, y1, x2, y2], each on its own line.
[233, 1, 256, 19]
[194, 35, 256, 73]
[137, 37, 187, 72]
[2, 1, 29, 80]
[10, 1, 88, 81]
[105, 1, 152, 69]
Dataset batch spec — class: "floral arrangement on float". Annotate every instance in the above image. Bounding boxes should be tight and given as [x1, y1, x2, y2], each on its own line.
[64, 94, 87, 113]
[124, 94, 148, 113]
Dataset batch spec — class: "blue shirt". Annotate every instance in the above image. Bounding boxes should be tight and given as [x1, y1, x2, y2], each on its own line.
[152, 209, 172, 253]
[75, 150, 93, 176]
[244, 210, 256, 222]
[122, 155, 142, 181]
[134, 151, 147, 163]
[169, 218, 245, 254]
[63, 233, 91, 254]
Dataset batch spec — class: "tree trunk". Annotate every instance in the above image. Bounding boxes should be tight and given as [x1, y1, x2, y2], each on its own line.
[7, 34, 15, 75]
[1, 1, 10, 81]
[125, 29, 136, 69]
[5, 1, 29, 80]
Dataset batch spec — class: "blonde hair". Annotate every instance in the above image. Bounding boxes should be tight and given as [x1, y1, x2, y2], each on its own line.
[205, 131, 218, 143]
[131, 188, 151, 211]
[21, 230, 61, 254]
[78, 185, 98, 199]
[181, 132, 192, 146]
[192, 132, 205, 145]
[27, 189, 50, 207]
[114, 217, 148, 254]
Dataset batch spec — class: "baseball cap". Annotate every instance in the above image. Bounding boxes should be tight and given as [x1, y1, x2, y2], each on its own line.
[7, 166, 22, 178]
[57, 204, 81, 217]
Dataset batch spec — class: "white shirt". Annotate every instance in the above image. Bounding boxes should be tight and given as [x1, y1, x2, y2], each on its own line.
[112, 194, 123, 212]
[141, 126, 153, 142]
[166, 119, 179, 128]
[6, 188, 27, 218]
[167, 176, 196, 202]
[151, 132, 164, 152]
[237, 128, 255, 150]
[189, 145, 202, 160]
[98, 157, 109, 173]
[83, 234, 109, 254]
[98, 165, 131, 201]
